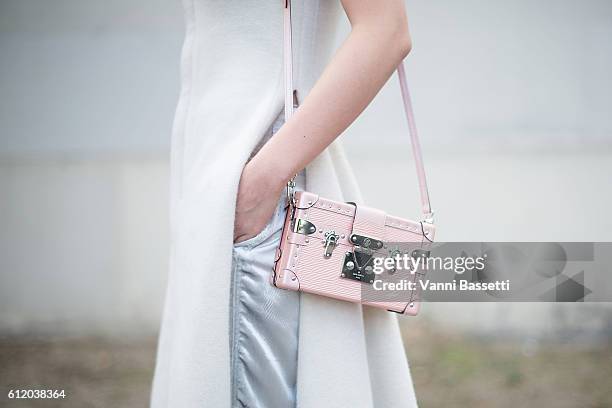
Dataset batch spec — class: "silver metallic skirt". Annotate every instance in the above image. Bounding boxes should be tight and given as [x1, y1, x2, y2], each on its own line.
[229, 116, 303, 407]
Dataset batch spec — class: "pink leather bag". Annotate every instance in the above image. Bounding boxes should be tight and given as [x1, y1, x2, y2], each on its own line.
[273, 0, 435, 315]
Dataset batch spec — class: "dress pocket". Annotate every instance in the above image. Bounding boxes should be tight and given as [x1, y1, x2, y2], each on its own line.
[233, 223, 271, 249]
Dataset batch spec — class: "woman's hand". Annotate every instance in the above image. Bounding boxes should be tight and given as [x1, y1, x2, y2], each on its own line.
[233, 161, 286, 244]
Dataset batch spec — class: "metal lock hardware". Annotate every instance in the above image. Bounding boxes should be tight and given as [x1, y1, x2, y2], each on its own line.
[341, 249, 375, 284]
[323, 230, 340, 258]
[411, 249, 431, 259]
[349, 234, 383, 250]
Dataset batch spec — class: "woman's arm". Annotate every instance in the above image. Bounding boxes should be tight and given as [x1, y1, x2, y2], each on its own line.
[234, 0, 412, 243]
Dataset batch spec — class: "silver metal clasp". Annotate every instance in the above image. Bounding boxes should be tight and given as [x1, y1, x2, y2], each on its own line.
[323, 230, 340, 258]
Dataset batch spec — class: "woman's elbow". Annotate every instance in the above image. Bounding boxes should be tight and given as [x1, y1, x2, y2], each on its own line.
[374, 13, 412, 60]
[391, 15, 412, 59]
[397, 33, 412, 59]
[345, 0, 412, 58]
[350, 6, 412, 59]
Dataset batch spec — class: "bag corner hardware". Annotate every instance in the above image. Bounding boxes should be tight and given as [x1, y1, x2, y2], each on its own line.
[292, 218, 316, 235]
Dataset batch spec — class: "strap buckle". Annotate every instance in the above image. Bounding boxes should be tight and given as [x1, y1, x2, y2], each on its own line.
[422, 210, 435, 224]
[292, 89, 299, 108]
[286, 177, 296, 207]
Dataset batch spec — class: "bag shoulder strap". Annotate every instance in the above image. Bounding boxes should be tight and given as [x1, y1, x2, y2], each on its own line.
[283, 0, 433, 222]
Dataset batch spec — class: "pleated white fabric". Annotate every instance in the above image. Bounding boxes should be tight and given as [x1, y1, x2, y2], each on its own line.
[151, 1, 418, 407]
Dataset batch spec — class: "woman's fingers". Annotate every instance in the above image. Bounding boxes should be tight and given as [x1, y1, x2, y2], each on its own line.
[233, 161, 285, 244]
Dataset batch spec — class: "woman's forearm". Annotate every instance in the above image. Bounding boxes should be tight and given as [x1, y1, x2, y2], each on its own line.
[246, 0, 411, 192]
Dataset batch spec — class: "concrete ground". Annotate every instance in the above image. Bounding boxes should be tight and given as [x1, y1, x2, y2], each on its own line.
[1, 325, 611, 407]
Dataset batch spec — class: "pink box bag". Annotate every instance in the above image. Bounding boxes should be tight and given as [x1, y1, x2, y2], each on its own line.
[273, 0, 435, 315]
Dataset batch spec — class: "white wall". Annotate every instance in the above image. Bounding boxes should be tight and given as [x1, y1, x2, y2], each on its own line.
[339, 0, 612, 152]
[0, 158, 169, 336]
[0, 0, 184, 155]
[1, 0, 611, 156]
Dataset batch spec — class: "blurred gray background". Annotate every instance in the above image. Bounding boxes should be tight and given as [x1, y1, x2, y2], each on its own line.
[1, 0, 612, 406]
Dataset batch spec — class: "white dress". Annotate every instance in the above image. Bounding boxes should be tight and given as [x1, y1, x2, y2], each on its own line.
[151, 1, 418, 407]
